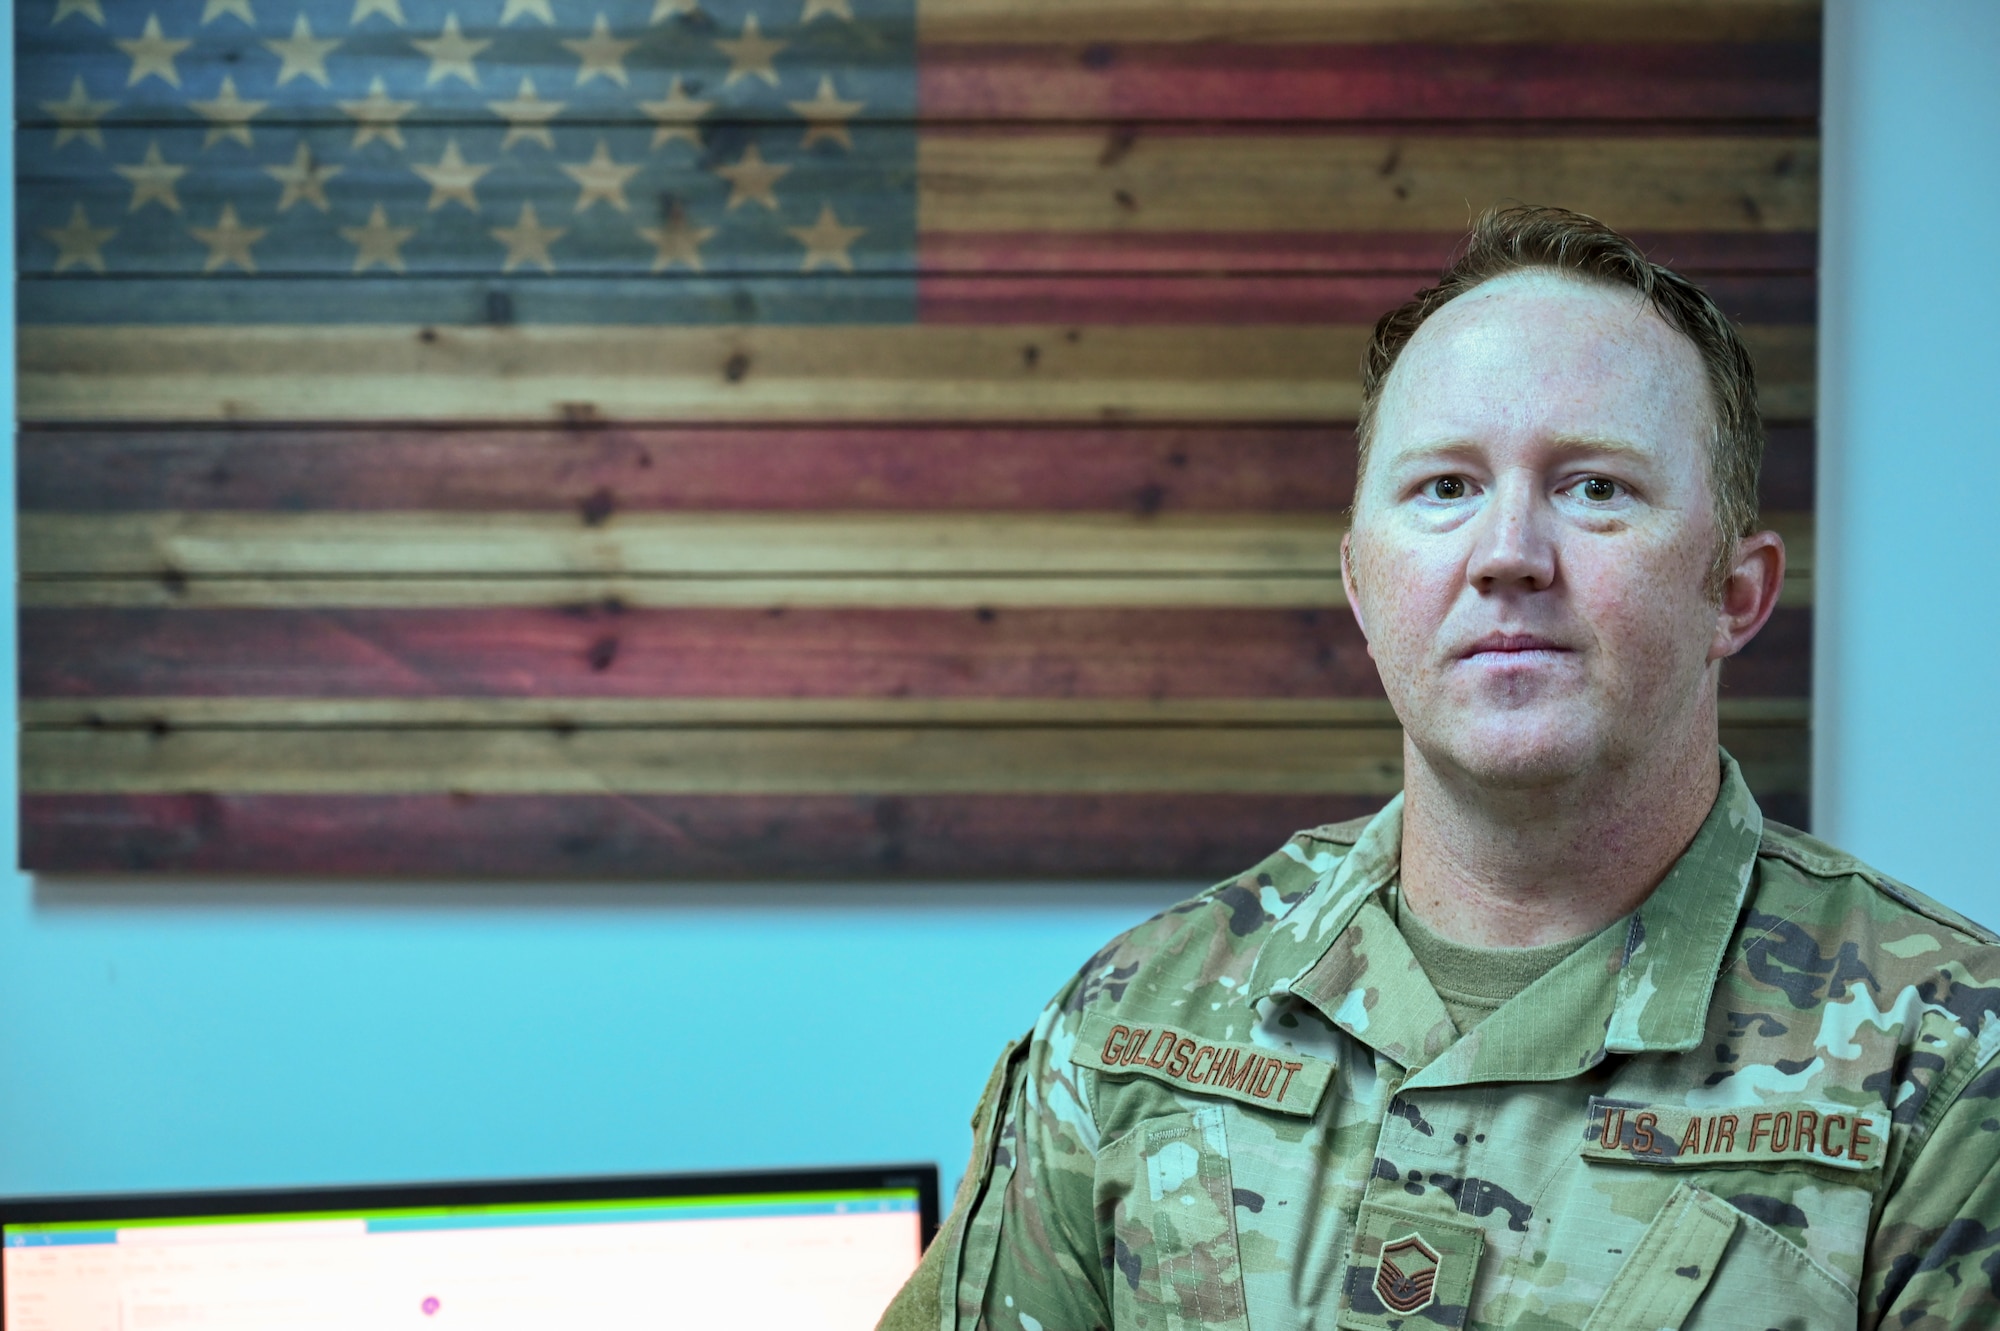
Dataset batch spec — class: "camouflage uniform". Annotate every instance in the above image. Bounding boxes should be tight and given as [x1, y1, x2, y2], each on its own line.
[881, 753, 2000, 1330]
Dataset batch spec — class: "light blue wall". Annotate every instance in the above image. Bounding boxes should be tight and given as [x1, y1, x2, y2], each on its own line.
[1815, 0, 2000, 919]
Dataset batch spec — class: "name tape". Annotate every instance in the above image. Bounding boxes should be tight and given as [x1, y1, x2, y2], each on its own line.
[1072, 1014, 1332, 1117]
[1581, 1095, 1888, 1174]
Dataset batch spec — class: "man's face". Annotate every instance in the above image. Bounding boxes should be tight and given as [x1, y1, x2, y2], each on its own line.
[1344, 271, 1744, 789]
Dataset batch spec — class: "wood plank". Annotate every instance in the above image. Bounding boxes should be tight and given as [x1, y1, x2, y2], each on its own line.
[1762, 422, 1814, 509]
[917, 133, 1818, 235]
[918, 272, 1813, 325]
[22, 130, 1816, 279]
[19, 695, 1809, 729]
[19, 606, 1387, 700]
[1722, 601, 1810, 697]
[22, 696, 1407, 728]
[17, 724, 1413, 794]
[918, 41, 1818, 121]
[18, 507, 1812, 579]
[15, 423, 1813, 516]
[14, 568, 1811, 610]
[15, 323, 1815, 422]
[916, 0, 1819, 44]
[918, 230, 1819, 275]
[17, 39, 1820, 130]
[16, 13, 918, 127]
[20, 125, 925, 280]
[14, 271, 1815, 326]
[20, 602, 1810, 701]
[16, 426, 1359, 514]
[17, 792, 1391, 876]
[16, 718, 1809, 797]
[19, 512, 1344, 577]
[16, 574, 1351, 610]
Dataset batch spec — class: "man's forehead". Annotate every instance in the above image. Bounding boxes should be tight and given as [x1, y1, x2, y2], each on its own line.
[1372, 270, 1711, 451]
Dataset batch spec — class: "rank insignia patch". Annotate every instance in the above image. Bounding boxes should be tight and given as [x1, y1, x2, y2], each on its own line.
[1339, 1202, 1482, 1330]
[1375, 1232, 1441, 1314]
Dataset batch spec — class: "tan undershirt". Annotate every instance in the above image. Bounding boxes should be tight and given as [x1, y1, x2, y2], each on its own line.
[1390, 884, 1595, 1034]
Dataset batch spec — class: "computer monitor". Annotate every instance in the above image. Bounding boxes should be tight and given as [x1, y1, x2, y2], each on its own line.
[1, 1163, 938, 1329]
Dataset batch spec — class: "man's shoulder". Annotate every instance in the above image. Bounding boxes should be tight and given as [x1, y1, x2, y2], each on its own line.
[1054, 815, 1374, 1024]
[1742, 819, 2000, 1095]
[1752, 817, 2000, 951]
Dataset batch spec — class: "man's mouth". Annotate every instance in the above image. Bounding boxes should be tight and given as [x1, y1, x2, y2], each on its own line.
[1458, 633, 1570, 660]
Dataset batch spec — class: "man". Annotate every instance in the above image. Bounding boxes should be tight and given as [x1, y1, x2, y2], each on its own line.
[881, 206, 2000, 1330]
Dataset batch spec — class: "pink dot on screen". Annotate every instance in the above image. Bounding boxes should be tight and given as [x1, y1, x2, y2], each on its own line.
[422, 1297, 440, 1316]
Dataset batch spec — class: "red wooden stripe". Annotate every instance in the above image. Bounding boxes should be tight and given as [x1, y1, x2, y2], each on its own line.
[23, 605, 1810, 700]
[919, 230, 1818, 276]
[1723, 605, 1810, 698]
[19, 792, 1388, 876]
[1761, 423, 1813, 510]
[21, 607, 1388, 700]
[917, 272, 1813, 325]
[918, 42, 1819, 123]
[18, 423, 1813, 513]
[17, 427, 1357, 514]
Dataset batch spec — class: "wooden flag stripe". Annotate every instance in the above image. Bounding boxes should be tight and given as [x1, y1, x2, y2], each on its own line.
[25, 131, 1814, 278]
[16, 324, 1816, 422]
[16, 721, 1808, 798]
[914, 0, 1819, 45]
[20, 512, 1348, 577]
[916, 272, 1813, 326]
[16, 42, 1819, 131]
[17, 508, 1816, 579]
[17, 575, 1356, 610]
[917, 230, 1818, 275]
[20, 724, 1409, 795]
[15, 722, 1808, 797]
[916, 133, 1817, 235]
[18, 696, 1811, 729]
[17, 604, 1812, 699]
[20, 605, 1386, 700]
[917, 41, 1817, 121]
[14, 423, 1817, 514]
[9, 792, 1397, 877]
[17, 426, 1361, 514]
[13, 274, 1816, 328]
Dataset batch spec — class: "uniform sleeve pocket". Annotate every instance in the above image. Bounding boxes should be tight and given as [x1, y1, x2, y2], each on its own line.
[1103, 1106, 1251, 1331]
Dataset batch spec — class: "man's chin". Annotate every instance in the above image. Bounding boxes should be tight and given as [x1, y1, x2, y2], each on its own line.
[1407, 714, 1611, 792]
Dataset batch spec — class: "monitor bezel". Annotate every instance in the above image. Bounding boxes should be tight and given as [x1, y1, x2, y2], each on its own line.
[1, 1161, 941, 1307]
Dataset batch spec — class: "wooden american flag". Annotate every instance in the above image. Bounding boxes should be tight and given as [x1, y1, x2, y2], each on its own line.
[17, 0, 1819, 875]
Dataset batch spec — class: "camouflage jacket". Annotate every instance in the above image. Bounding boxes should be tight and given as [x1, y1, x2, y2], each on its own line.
[884, 755, 2000, 1331]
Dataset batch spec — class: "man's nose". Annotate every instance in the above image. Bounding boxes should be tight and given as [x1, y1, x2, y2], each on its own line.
[1465, 481, 1557, 592]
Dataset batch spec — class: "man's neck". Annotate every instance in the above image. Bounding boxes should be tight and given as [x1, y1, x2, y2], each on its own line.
[1395, 729, 1722, 948]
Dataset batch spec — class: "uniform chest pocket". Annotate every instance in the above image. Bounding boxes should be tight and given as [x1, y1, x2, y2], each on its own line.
[1099, 1106, 1251, 1331]
[1583, 1183, 1858, 1331]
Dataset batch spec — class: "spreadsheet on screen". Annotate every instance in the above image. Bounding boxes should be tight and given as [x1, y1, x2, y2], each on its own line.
[3, 1189, 923, 1329]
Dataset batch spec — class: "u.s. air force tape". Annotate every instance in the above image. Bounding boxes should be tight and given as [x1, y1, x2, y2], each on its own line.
[1580, 1095, 1889, 1174]
[1072, 1013, 1333, 1117]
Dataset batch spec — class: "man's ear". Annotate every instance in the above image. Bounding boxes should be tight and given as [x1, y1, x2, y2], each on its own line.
[1709, 529, 1786, 662]
[1341, 529, 1369, 640]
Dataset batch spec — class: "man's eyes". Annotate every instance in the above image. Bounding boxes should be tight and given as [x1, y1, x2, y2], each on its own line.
[1410, 475, 1627, 503]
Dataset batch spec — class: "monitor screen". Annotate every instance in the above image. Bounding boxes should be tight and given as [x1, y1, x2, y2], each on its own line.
[2, 1165, 936, 1330]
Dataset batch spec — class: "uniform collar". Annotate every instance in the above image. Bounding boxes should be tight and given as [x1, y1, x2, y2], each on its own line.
[1248, 751, 1766, 1081]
